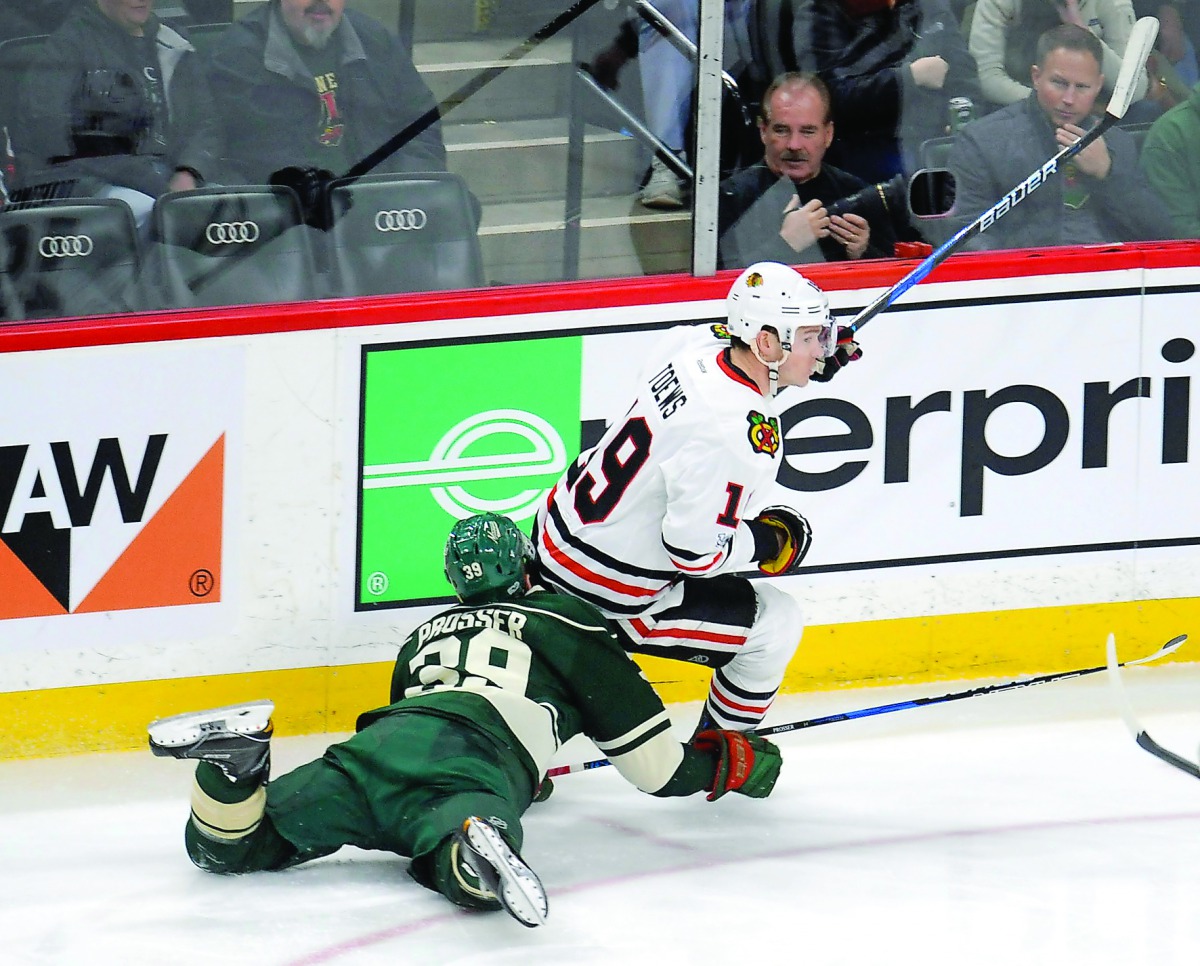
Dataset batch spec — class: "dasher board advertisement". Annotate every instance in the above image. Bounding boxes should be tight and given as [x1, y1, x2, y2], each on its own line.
[356, 336, 583, 608]
[354, 283, 1200, 610]
[0, 342, 242, 646]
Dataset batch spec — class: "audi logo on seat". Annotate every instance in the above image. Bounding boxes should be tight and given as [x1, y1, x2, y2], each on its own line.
[374, 208, 427, 232]
[205, 221, 260, 244]
[38, 235, 94, 258]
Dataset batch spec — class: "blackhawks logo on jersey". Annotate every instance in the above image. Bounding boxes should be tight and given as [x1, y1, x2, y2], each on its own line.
[710, 322, 731, 341]
[746, 411, 780, 456]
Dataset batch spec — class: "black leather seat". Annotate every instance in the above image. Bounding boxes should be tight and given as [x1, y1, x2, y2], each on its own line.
[324, 172, 483, 297]
[0, 197, 141, 320]
[151, 185, 321, 308]
[1120, 121, 1153, 159]
[182, 21, 230, 56]
[920, 135, 956, 171]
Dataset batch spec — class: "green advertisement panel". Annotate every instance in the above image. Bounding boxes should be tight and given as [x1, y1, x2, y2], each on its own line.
[358, 337, 583, 608]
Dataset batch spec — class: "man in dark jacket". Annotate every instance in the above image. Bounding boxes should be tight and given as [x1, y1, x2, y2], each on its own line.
[16, 0, 221, 223]
[948, 23, 1166, 249]
[812, 0, 982, 182]
[718, 72, 897, 269]
[206, 0, 446, 184]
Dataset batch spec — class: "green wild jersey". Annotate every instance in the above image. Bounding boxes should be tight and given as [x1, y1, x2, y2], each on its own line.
[357, 588, 713, 796]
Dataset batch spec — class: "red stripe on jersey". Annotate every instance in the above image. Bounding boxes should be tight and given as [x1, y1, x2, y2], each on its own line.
[710, 689, 772, 714]
[716, 350, 761, 394]
[539, 527, 663, 599]
[643, 625, 746, 646]
[668, 548, 724, 573]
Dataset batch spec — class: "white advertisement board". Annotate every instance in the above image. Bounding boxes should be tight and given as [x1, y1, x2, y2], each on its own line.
[0, 341, 244, 651]
[348, 270, 1199, 626]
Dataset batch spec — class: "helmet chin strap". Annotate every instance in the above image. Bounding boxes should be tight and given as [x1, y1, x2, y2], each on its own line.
[750, 342, 789, 397]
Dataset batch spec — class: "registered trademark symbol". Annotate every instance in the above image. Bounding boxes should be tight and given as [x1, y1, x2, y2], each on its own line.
[367, 571, 390, 596]
[190, 569, 215, 597]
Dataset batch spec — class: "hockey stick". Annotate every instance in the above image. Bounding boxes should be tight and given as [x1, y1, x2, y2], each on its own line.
[844, 15, 1160, 337]
[1105, 632, 1200, 779]
[547, 633, 1187, 778]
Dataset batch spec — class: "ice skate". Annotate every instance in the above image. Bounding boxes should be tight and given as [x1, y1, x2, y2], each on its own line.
[455, 816, 548, 927]
[148, 701, 274, 783]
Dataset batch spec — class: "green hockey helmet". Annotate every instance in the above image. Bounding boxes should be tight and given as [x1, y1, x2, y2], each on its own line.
[443, 512, 534, 604]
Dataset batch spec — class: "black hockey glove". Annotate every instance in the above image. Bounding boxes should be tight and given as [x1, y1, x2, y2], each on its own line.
[693, 730, 782, 801]
[754, 505, 813, 576]
[810, 326, 862, 383]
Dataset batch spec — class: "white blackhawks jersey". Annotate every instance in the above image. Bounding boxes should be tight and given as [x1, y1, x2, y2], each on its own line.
[535, 323, 785, 617]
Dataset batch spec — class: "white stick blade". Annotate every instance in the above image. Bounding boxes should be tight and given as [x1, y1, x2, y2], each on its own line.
[1105, 632, 1144, 738]
[1126, 632, 1188, 665]
[1107, 17, 1160, 119]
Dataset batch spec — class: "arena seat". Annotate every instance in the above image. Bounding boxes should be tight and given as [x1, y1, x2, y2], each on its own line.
[0, 197, 142, 321]
[1119, 121, 1153, 159]
[324, 171, 484, 297]
[150, 185, 322, 308]
[182, 21, 230, 55]
[919, 135, 956, 171]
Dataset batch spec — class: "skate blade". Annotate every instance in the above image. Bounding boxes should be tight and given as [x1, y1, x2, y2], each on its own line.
[148, 701, 275, 747]
[464, 818, 548, 928]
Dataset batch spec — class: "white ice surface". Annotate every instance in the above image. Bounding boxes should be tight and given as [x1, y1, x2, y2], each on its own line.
[3, 665, 1199, 966]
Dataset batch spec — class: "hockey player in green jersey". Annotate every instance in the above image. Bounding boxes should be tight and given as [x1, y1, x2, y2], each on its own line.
[149, 512, 783, 928]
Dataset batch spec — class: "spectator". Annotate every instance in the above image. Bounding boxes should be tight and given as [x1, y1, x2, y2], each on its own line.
[206, 0, 446, 185]
[636, 1, 758, 208]
[948, 24, 1166, 249]
[1140, 79, 1200, 236]
[15, 0, 221, 227]
[1143, 3, 1199, 111]
[1157, 2, 1199, 85]
[718, 72, 897, 268]
[636, 0, 701, 208]
[812, 0, 982, 183]
[968, 0, 1148, 110]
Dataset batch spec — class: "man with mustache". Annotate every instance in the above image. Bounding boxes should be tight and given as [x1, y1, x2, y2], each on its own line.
[717, 72, 897, 269]
[207, 0, 445, 184]
[947, 24, 1166, 249]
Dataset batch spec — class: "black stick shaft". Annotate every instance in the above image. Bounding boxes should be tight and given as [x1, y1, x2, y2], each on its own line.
[757, 658, 1116, 737]
[547, 635, 1183, 778]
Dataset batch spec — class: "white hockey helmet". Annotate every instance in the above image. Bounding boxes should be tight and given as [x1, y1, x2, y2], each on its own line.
[725, 261, 833, 355]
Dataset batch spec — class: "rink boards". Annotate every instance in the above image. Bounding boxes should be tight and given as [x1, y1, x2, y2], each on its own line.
[1, 245, 1198, 756]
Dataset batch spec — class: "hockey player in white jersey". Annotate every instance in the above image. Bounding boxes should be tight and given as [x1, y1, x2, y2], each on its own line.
[535, 261, 862, 731]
